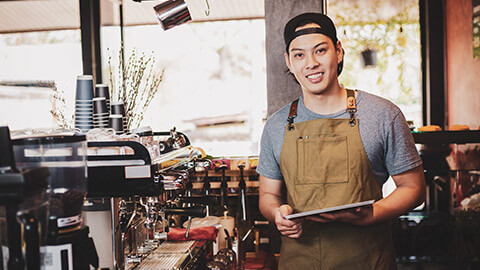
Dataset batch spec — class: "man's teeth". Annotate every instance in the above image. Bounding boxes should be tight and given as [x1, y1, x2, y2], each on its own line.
[307, 73, 323, 79]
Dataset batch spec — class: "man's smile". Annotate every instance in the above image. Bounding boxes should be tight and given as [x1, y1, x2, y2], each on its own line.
[306, 72, 324, 82]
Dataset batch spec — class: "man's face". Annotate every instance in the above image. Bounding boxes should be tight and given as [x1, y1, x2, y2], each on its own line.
[285, 23, 343, 96]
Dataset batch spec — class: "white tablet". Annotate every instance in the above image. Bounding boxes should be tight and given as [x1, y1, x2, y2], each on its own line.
[284, 200, 375, 220]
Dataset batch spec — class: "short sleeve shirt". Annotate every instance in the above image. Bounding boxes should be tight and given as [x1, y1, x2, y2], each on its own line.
[256, 90, 423, 185]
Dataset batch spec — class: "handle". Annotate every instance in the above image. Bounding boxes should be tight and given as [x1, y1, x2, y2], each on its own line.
[6, 205, 24, 270]
[203, 169, 211, 215]
[224, 228, 232, 249]
[238, 164, 248, 222]
[20, 214, 41, 270]
[0, 126, 17, 172]
[165, 206, 206, 217]
[215, 165, 228, 210]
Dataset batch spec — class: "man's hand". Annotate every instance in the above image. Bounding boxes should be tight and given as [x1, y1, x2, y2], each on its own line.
[259, 175, 304, 238]
[307, 165, 426, 226]
[275, 205, 304, 238]
[306, 206, 372, 225]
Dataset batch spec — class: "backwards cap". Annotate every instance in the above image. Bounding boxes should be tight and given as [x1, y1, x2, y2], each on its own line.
[284, 13, 338, 53]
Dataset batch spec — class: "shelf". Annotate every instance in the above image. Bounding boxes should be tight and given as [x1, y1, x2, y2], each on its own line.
[191, 180, 259, 190]
[191, 169, 258, 178]
[412, 130, 480, 144]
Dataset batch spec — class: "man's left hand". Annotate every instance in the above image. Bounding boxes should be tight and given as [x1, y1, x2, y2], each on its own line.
[305, 206, 372, 226]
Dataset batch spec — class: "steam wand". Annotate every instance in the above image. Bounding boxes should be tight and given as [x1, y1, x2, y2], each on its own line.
[203, 160, 212, 216]
[238, 164, 248, 222]
[184, 171, 193, 239]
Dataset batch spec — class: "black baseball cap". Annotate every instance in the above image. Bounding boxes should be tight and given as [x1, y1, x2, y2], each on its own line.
[284, 13, 338, 53]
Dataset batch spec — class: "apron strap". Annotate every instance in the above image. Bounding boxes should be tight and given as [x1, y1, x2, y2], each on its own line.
[346, 89, 357, 127]
[287, 98, 299, 131]
[287, 90, 357, 130]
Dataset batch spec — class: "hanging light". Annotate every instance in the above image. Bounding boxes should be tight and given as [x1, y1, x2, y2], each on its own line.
[153, 0, 192, 30]
[360, 48, 377, 68]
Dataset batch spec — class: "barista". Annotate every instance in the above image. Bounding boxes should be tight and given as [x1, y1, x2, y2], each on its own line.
[257, 13, 425, 269]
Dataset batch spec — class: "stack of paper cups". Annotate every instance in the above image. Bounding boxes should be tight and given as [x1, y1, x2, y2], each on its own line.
[111, 102, 127, 133]
[95, 84, 110, 115]
[109, 114, 124, 135]
[93, 97, 109, 129]
[74, 75, 94, 133]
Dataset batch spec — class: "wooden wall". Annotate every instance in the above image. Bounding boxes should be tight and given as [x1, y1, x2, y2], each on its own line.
[445, 0, 480, 129]
[264, 0, 324, 116]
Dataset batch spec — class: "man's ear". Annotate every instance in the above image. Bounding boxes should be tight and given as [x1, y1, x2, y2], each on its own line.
[284, 53, 292, 72]
[336, 40, 344, 64]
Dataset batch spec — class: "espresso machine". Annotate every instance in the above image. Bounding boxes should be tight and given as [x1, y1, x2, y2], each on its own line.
[85, 129, 212, 269]
[11, 130, 98, 270]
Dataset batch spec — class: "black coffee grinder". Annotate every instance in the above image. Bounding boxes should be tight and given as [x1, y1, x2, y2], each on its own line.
[11, 131, 98, 270]
[0, 125, 49, 270]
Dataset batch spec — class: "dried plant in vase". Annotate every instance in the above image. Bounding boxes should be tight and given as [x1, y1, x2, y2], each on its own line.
[108, 47, 165, 132]
[49, 82, 74, 129]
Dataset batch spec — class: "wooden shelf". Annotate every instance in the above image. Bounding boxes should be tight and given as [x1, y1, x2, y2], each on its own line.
[191, 181, 259, 190]
[192, 169, 259, 178]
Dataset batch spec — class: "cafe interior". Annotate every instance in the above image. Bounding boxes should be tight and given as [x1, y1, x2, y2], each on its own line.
[0, 0, 479, 269]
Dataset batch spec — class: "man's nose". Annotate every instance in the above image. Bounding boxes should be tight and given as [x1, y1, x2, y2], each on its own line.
[306, 54, 319, 69]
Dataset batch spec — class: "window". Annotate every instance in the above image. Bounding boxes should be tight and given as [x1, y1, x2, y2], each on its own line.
[0, 30, 83, 130]
[328, 0, 422, 127]
[102, 20, 267, 156]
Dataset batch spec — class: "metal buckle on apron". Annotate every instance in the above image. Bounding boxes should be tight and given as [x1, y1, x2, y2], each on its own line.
[287, 115, 296, 131]
[287, 99, 300, 131]
[346, 90, 357, 127]
[347, 108, 357, 127]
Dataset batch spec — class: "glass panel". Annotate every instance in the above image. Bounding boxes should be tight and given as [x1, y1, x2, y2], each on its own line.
[0, 30, 83, 130]
[328, 0, 422, 128]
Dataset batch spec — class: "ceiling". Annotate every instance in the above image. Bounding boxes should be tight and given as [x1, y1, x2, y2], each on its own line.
[0, 0, 417, 34]
[0, 0, 265, 34]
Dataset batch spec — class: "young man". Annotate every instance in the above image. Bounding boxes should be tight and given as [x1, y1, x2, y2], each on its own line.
[257, 13, 425, 269]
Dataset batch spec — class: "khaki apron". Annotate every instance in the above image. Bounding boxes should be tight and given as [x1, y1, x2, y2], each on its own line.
[278, 90, 396, 270]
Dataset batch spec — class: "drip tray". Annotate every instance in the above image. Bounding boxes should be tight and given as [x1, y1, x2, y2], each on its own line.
[133, 241, 196, 269]
[139, 254, 186, 270]
[155, 240, 195, 254]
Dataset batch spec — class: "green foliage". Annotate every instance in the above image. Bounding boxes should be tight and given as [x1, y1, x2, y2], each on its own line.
[108, 47, 164, 131]
[329, 0, 421, 122]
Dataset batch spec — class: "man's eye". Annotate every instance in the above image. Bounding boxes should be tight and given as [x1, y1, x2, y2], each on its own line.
[316, 48, 326, 54]
[294, 53, 303, 58]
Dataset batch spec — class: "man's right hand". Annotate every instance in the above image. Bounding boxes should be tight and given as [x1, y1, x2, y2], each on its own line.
[259, 176, 303, 238]
[274, 204, 303, 238]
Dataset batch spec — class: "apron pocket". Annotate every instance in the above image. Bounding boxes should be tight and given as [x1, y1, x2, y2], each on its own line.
[296, 135, 349, 185]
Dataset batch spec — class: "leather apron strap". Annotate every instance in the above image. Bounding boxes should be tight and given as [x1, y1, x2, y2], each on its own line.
[287, 89, 358, 130]
[287, 98, 299, 131]
[346, 88, 357, 126]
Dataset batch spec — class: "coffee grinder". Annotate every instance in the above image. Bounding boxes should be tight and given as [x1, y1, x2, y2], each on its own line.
[0, 126, 49, 270]
[12, 131, 98, 270]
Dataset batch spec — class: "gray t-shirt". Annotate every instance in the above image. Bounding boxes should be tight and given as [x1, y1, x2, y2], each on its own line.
[256, 90, 422, 185]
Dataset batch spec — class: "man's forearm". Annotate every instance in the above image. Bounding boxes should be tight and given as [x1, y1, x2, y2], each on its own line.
[259, 192, 284, 222]
[371, 183, 425, 224]
[258, 175, 286, 222]
[366, 166, 426, 225]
